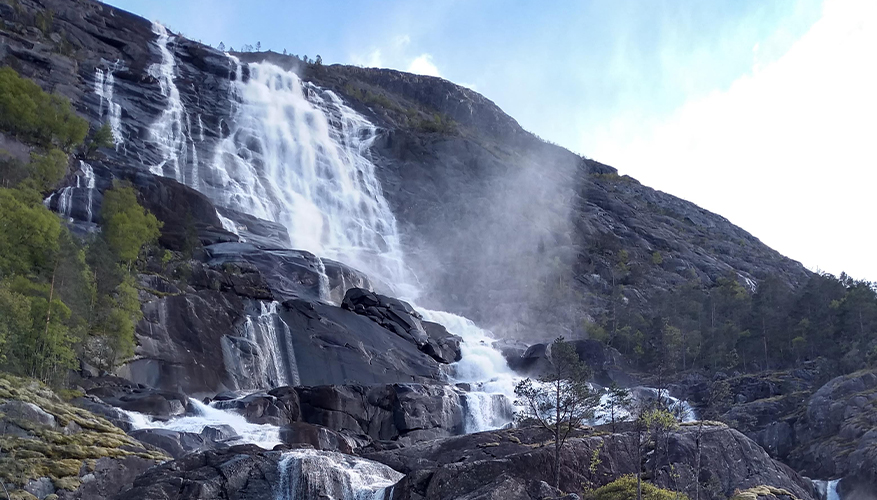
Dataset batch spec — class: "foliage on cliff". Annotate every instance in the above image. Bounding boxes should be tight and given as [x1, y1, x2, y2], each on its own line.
[0, 67, 160, 383]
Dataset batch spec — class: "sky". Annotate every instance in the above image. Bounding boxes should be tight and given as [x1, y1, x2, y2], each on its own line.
[107, 0, 877, 282]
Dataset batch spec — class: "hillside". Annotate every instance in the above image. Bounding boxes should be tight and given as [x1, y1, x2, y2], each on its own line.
[0, 0, 874, 499]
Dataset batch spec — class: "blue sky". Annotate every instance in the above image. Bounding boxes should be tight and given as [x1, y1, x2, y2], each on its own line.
[107, 0, 877, 281]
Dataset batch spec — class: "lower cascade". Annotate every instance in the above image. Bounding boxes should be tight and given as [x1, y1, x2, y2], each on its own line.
[276, 449, 401, 500]
[123, 399, 282, 449]
[813, 479, 842, 500]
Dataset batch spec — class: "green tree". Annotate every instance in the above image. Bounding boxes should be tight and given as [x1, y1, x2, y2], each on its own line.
[101, 184, 162, 266]
[515, 337, 600, 489]
[85, 122, 115, 158]
[26, 148, 68, 192]
[0, 67, 87, 150]
[0, 187, 61, 277]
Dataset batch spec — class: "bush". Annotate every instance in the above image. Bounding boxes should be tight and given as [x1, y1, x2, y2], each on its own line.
[0, 67, 88, 150]
[101, 184, 162, 265]
[588, 475, 688, 500]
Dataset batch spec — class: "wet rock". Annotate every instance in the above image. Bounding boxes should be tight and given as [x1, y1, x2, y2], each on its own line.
[57, 456, 156, 500]
[279, 422, 356, 453]
[295, 383, 465, 444]
[210, 390, 300, 426]
[366, 424, 817, 500]
[129, 428, 210, 459]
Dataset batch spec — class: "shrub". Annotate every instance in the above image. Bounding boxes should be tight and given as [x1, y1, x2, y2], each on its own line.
[588, 475, 688, 500]
[0, 67, 88, 150]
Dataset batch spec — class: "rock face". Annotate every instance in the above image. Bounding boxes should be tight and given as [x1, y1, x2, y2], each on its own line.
[787, 371, 877, 490]
[365, 424, 817, 500]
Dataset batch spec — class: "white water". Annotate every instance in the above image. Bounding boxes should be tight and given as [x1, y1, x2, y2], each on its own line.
[275, 449, 401, 500]
[222, 301, 301, 390]
[54, 161, 96, 222]
[592, 386, 697, 425]
[94, 63, 124, 149]
[147, 22, 194, 183]
[813, 479, 842, 500]
[123, 398, 281, 449]
[417, 308, 518, 432]
[205, 60, 416, 298]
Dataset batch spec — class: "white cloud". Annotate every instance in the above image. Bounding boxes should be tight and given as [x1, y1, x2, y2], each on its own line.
[591, 0, 877, 280]
[351, 48, 383, 68]
[407, 54, 442, 77]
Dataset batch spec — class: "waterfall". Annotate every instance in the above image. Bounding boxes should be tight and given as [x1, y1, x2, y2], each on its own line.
[94, 62, 124, 148]
[205, 60, 416, 298]
[222, 301, 301, 390]
[123, 398, 282, 449]
[813, 479, 842, 500]
[418, 308, 518, 432]
[54, 161, 96, 222]
[140, 40, 518, 431]
[147, 22, 192, 182]
[275, 449, 401, 500]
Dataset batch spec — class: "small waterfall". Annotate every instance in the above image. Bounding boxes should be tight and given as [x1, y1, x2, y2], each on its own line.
[123, 398, 282, 449]
[418, 308, 518, 432]
[275, 449, 401, 500]
[813, 479, 842, 500]
[147, 22, 192, 182]
[205, 60, 416, 298]
[94, 62, 124, 148]
[222, 301, 300, 390]
[216, 210, 240, 234]
[54, 161, 96, 222]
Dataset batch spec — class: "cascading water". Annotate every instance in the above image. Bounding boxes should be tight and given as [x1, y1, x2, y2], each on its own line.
[204, 59, 416, 298]
[147, 22, 196, 184]
[94, 62, 124, 148]
[813, 479, 842, 500]
[417, 308, 518, 432]
[221, 301, 301, 390]
[52, 161, 96, 222]
[124, 398, 282, 449]
[275, 449, 401, 500]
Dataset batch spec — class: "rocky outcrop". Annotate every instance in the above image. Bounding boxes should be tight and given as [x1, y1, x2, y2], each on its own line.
[365, 423, 816, 500]
[343, 288, 462, 364]
[0, 374, 167, 500]
[788, 370, 877, 490]
[504, 338, 634, 386]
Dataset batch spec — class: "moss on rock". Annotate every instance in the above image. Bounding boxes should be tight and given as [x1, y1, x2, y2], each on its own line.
[0, 373, 167, 494]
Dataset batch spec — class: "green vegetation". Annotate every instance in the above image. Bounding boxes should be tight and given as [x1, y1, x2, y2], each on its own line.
[415, 112, 456, 134]
[0, 67, 87, 151]
[342, 82, 457, 134]
[102, 185, 162, 266]
[515, 336, 601, 489]
[0, 374, 167, 492]
[591, 269, 877, 379]
[0, 68, 160, 383]
[585, 475, 688, 500]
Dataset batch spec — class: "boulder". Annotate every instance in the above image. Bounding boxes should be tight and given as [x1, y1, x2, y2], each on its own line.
[342, 288, 462, 364]
[129, 428, 211, 459]
[278, 422, 356, 454]
[209, 389, 300, 426]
